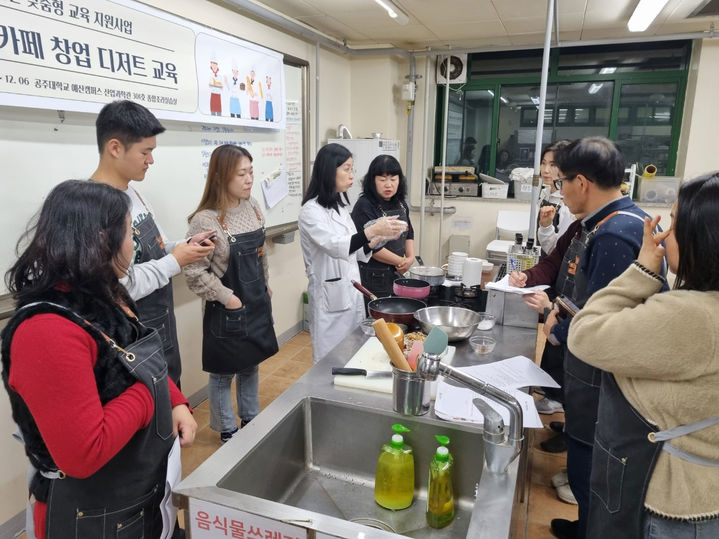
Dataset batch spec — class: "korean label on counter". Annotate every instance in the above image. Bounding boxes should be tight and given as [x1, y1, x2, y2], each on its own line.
[189, 498, 307, 539]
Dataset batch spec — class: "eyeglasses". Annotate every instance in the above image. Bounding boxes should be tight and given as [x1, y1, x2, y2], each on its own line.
[553, 175, 575, 190]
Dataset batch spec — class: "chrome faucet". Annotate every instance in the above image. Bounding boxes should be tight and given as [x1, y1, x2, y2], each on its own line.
[418, 352, 523, 473]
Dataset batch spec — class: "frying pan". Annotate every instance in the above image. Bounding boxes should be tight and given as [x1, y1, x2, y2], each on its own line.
[352, 280, 426, 326]
[393, 277, 430, 299]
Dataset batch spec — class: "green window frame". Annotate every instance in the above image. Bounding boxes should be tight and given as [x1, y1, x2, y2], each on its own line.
[434, 41, 691, 184]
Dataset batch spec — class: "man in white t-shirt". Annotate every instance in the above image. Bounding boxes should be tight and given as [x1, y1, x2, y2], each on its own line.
[91, 100, 215, 386]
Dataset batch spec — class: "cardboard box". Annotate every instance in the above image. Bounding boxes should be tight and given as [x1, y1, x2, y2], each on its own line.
[481, 182, 509, 199]
[638, 176, 680, 204]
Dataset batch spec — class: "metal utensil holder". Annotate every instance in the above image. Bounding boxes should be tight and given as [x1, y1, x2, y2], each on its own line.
[392, 367, 430, 416]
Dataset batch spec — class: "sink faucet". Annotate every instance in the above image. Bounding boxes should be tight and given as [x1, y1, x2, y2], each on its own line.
[417, 352, 523, 473]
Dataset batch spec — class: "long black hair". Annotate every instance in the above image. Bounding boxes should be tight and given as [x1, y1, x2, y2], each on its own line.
[360, 154, 407, 205]
[673, 172, 719, 291]
[6, 180, 132, 307]
[302, 143, 352, 211]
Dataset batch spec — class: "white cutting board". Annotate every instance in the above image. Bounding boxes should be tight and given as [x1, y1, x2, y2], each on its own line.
[333, 337, 455, 394]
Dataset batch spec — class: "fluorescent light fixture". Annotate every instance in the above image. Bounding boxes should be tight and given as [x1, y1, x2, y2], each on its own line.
[500, 96, 509, 104]
[588, 83, 603, 94]
[628, 0, 670, 32]
[530, 96, 540, 106]
[599, 66, 617, 74]
[487, 90, 495, 97]
[373, 0, 410, 25]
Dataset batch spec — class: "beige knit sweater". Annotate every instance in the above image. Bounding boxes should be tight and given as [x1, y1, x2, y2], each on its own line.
[568, 263, 719, 519]
[183, 198, 269, 306]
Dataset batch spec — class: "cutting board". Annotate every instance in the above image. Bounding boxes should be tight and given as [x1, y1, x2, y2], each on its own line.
[332, 337, 455, 394]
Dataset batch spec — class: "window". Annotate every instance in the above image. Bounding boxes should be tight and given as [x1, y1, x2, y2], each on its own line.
[435, 41, 690, 198]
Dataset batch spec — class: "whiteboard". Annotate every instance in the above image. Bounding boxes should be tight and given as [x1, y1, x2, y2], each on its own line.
[0, 63, 305, 295]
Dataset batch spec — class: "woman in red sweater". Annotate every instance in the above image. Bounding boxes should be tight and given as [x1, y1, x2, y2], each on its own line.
[1, 180, 196, 539]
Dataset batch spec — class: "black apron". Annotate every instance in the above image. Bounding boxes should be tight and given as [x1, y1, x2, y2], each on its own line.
[558, 211, 645, 445]
[30, 306, 176, 539]
[588, 372, 719, 538]
[202, 225, 278, 374]
[132, 211, 182, 386]
[556, 227, 600, 445]
[358, 203, 408, 298]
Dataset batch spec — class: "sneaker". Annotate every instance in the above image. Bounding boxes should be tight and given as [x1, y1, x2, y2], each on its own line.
[220, 427, 239, 443]
[540, 432, 567, 453]
[535, 397, 564, 415]
[556, 484, 578, 505]
[550, 518, 578, 539]
[551, 469, 568, 488]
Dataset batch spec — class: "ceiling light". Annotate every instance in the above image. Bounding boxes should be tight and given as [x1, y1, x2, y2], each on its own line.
[530, 96, 540, 106]
[500, 96, 509, 104]
[599, 66, 617, 74]
[627, 0, 670, 32]
[588, 83, 603, 94]
[487, 90, 494, 97]
[373, 0, 410, 25]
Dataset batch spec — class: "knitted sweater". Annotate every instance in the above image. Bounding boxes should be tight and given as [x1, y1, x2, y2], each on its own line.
[568, 264, 719, 519]
[183, 198, 269, 306]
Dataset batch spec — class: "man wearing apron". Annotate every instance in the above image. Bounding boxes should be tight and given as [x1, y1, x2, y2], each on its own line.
[2, 300, 190, 539]
[541, 137, 664, 539]
[91, 100, 215, 386]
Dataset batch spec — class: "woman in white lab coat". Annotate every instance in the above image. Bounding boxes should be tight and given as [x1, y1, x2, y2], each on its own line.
[299, 143, 405, 363]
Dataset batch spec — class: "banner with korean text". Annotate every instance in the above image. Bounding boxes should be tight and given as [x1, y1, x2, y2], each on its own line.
[0, 0, 285, 128]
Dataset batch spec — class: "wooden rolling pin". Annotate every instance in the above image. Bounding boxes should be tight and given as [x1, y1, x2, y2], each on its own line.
[372, 318, 412, 371]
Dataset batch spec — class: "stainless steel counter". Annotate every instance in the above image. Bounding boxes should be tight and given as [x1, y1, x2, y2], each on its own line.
[175, 322, 537, 538]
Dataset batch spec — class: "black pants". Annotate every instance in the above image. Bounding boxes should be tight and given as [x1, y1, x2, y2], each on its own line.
[540, 342, 565, 403]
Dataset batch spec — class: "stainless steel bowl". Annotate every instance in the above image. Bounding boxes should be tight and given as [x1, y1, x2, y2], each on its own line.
[413, 306, 482, 342]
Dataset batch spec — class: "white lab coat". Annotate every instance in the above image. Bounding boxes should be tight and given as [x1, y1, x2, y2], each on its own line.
[299, 198, 370, 363]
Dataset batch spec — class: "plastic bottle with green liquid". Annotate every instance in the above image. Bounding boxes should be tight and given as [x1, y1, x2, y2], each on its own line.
[374, 424, 415, 510]
[426, 435, 455, 528]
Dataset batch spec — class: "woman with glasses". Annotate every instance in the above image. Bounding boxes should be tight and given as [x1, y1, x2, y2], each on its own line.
[568, 173, 719, 538]
[299, 144, 406, 363]
[351, 155, 414, 301]
[538, 140, 574, 256]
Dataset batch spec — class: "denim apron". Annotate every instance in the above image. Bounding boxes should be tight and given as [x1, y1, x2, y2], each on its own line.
[588, 372, 719, 538]
[358, 203, 408, 298]
[132, 199, 182, 386]
[202, 222, 278, 374]
[8, 302, 175, 539]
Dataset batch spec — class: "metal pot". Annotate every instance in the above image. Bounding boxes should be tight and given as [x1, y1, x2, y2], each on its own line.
[352, 280, 426, 326]
[413, 306, 482, 342]
[408, 257, 445, 287]
[393, 278, 430, 299]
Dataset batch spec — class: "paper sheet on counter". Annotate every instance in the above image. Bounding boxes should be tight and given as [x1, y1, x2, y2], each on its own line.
[433, 355, 560, 429]
[486, 275, 549, 295]
[160, 436, 181, 539]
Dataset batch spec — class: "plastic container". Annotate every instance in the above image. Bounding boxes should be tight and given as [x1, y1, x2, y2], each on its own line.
[427, 435, 455, 528]
[481, 182, 509, 199]
[469, 335, 496, 355]
[360, 318, 375, 336]
[512, 179, 533, 201]
[476, 313, 496, 331]
[374, 424, 415, 510]
[638, 176, 680, 204]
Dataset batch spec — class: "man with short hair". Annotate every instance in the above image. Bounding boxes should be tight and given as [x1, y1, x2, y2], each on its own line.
[542, 137, 666, 539]
[91, 100, 214, 386]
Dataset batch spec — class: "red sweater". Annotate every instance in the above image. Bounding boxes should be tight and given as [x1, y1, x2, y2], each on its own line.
[8, 314, 188, 539]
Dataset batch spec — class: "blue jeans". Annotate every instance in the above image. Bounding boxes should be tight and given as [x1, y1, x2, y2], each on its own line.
[567, 435, 593, 538]
[644, 511, 719, 538]
[208, 365, 259, 433]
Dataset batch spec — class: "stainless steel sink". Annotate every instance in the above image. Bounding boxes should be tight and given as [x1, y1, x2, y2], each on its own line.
[217, 397, 485, 538]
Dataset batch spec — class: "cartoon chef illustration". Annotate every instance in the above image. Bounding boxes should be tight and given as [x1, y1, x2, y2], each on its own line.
[209, 53, 223, 116]
[226, 60, 242, 118]
[246, 69, 260, 120]
[264, 75, 274, 122]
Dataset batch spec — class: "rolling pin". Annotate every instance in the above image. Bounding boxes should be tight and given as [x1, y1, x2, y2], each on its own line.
[372, 318, 412, 371]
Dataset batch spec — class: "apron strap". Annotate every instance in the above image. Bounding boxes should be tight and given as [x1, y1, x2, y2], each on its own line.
[649, 413, 719, 466]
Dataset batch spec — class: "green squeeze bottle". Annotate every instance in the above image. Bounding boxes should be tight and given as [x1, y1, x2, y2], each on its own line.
[374, 424, 415, 510]
[426, 435, 455, 528]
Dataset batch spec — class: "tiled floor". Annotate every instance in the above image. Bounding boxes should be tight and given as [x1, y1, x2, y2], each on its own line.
[181, 328, 577, 538]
